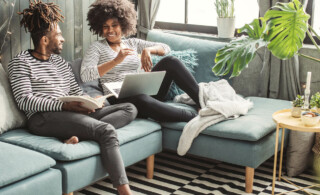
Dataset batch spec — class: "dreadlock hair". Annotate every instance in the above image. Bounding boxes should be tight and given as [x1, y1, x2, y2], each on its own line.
[18, 0, 64, 48]
[87, 0, 137, 37]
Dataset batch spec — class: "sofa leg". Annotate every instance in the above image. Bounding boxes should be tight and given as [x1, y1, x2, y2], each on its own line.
[63, 192, 73, 195]
[146, 154, 155, 179]
[245, 167, 254, 193]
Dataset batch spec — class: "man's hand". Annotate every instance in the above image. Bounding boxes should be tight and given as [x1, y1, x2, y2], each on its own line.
[141, 48, 153, 72]
[62, 101, 95, 114]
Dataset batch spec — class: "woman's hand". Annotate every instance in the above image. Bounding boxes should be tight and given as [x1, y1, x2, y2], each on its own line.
[141, 48, 153, 72]
[114, 48, 134, 64]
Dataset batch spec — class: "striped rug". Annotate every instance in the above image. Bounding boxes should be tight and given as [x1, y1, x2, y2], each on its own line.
[75, 151, 320, 195]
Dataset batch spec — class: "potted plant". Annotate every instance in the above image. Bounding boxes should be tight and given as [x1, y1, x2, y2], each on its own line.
[310, 92, 320, 113]
[212, 0, 319, 78]
[214, 0, 235, 38]
[292, 95, 304, 118]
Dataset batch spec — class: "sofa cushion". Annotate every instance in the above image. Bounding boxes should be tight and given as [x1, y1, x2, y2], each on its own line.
[0, 119, 161, 161]
[0, 142, 55, 187]
[0, 169, 62, 195]
[0, 64, 26, 135]
[54, 131, 162, 193]
[116, 119, 161, 144]
[161, 97, 291, 142]
[147, 30, 227, 83]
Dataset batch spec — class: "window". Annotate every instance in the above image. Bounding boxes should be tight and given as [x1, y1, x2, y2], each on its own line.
[305, 0, 320, 44]
[188, 0, 216, 26]
[155, 0, 259, 35]
[312, 0, 320, 35]
[157, 0, 185, 23]
[155, 0, 320, 44]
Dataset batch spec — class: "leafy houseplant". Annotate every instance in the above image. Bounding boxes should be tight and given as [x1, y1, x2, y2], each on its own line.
[292, 95, 304, 117]
[215, 0, 235, 18]
[310, 92, 320, 113]
[212, 0, 319, 78]
[292, 95, 305, 107]
[214, 0, 235, 38]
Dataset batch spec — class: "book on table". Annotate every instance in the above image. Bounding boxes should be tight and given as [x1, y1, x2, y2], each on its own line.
[58, 95, 111, 110]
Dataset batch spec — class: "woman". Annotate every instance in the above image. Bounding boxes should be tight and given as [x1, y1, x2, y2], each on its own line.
[81, 0, 200, 122]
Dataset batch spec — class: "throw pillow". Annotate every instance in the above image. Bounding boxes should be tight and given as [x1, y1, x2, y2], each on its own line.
[313, 132, 320, 154]
[286, 131, 315, 177]
[314, 153, 320, 178]
[0, 64, 27, 134]
[151, 49, 198, 100]
[313, 133, 320, 177]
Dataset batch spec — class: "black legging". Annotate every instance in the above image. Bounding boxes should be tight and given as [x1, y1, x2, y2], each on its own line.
[108, 56, 200, 122]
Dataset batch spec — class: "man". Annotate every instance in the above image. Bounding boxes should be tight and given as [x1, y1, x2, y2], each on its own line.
[8, 1, 135, 194]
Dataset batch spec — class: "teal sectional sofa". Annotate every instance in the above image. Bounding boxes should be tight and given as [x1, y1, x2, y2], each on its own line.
[0, 61, 161, 194]
[146, 30, 291, 193]
[0, 142, 62, 195]
[0, 120, 161, 195]
[0, 30, 290, 194]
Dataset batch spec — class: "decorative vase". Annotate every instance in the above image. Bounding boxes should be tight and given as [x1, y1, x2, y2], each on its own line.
[291, 107, 302, 118]
[217, 17, 235, 38]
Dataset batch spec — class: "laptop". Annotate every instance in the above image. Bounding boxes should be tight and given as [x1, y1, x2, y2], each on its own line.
[103, 71, 166, 99]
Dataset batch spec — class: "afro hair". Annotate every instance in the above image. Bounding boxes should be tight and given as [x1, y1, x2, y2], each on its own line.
[87, 0, 137, 37]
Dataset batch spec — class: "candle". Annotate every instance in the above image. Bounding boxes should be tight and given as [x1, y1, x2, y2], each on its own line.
[306, 72, 312, 92]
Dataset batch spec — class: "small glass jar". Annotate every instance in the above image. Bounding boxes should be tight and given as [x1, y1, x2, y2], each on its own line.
[291, 107, 302, 118]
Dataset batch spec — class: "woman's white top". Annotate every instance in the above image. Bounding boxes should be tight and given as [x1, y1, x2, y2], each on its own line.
[80, 38, 171, 95]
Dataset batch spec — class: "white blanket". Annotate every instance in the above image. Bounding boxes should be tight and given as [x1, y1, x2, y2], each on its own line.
[175, 79, 253, 156]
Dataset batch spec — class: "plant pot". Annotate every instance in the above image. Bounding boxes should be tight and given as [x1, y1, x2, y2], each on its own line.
[217, 17, 235, 38]
[291, 107, 302, 118]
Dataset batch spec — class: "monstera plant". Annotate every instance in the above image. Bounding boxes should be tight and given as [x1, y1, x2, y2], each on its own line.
[212, 0, 319, 78]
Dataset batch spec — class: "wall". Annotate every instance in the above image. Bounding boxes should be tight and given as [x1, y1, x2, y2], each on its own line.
[0, 0, 97, 71]
[158, 30, 320, 98]
[1, 0, 319, 98]
[232, 46, 320, 99]
[299, 47, 320, 96]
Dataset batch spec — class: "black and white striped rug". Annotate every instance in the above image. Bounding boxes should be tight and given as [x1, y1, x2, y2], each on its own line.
[75, 151, 320, 195]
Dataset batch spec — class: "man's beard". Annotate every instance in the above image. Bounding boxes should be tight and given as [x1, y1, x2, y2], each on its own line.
[48, 43, 62, 55]
[52, 47, 62, 54]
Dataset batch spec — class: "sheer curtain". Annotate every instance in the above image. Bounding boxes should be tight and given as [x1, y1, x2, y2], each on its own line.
[137, 0, 160, 39]
[257, 0, 308, 100]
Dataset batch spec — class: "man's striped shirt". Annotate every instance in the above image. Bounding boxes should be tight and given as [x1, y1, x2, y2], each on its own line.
[8, 50, 83, 118]
[80, 38, 171, 95]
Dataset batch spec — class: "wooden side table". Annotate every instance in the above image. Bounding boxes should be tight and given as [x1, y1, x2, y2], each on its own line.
[272, 109, 320, 195]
